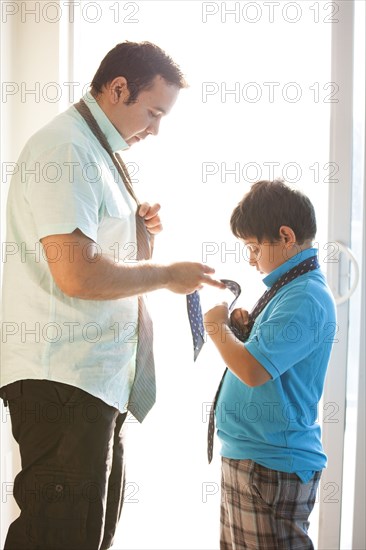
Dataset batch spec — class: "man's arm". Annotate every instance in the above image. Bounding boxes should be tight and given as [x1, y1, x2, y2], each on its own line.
[203, 303, 271, 387]
[41, 229, 224, 300]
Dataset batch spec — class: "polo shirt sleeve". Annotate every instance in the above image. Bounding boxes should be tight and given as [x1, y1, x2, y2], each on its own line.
[27, 143, 104, 242]
[245, 285, 327, 380]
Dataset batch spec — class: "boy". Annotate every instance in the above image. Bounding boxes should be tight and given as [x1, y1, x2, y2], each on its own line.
[203, 179, 336, 549]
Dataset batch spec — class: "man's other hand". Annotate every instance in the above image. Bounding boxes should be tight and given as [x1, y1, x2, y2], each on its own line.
[138, 202, 162, 235]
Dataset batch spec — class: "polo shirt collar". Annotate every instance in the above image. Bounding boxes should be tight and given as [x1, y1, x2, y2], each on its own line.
[263, 247, 318, 289]
[82, 91, 129, 153]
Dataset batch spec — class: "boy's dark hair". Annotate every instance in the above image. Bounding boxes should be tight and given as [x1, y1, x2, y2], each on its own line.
[91, 41, 187, 104]
[230, 179, 317, 244]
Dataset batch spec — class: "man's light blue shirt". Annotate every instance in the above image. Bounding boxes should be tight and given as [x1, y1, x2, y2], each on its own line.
[1, 93, 140, 412]
[216, 248, 337, 482]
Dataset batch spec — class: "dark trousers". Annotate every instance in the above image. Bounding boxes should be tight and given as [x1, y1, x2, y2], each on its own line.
[1, 380, 127, 550]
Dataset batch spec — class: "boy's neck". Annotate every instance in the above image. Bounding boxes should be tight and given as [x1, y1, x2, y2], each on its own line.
[267, 240, 314, 275]
[285, 239, 313, 260]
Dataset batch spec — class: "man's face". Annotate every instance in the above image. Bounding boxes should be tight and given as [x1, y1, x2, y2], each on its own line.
[111, 75, 180, 146]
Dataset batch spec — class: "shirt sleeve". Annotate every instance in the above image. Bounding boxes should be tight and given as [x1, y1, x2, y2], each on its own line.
[27, 143, 104, 242]
[244, 283, 326, 380]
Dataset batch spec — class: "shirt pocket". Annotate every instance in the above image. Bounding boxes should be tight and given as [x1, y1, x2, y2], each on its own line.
[98, 184, 136, 261]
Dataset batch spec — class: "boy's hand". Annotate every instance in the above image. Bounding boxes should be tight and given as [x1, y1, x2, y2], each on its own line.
[138, 202, 162, 235]
[203, 303, 230, 326]
[231, 308, 250, 330]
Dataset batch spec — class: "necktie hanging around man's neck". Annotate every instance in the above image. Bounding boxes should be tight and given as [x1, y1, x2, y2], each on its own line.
[74, 99, 156, 422]
[207, 254, 320, 463]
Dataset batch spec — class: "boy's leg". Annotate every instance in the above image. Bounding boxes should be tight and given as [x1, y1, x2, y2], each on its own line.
[220, 458, 320, 550]
[220, 469, 234, 550]
[2, 379, 127, 550]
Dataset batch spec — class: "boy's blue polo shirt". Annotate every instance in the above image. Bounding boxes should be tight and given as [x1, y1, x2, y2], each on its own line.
[216, 248, 336, 482]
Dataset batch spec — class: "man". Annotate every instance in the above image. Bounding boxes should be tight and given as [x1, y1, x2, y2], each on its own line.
[1, 41, 223, 549]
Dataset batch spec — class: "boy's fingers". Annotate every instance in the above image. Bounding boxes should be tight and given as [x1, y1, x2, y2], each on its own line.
[231, 308, 249, 327]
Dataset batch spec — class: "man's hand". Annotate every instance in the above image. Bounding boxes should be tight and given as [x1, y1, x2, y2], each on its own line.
[165, 263, 226, 294]
[138, 202, 162, 235]
[41, 230, 226, 300]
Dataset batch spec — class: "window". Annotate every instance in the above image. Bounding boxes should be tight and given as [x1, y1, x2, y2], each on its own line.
[71, 2, 333, 547]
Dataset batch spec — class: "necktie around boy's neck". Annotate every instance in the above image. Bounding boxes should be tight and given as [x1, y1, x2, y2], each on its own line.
[207, 254, 320, 463]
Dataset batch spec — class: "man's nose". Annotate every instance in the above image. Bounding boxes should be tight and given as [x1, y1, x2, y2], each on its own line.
[147, 118, 161, 136]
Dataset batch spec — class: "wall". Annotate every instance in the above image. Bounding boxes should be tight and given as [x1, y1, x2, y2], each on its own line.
[1, 2, 61, 545]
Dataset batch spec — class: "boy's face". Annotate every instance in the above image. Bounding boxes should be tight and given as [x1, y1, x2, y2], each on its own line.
[243, 225, 304, 275]
[244, 237, 288, 275]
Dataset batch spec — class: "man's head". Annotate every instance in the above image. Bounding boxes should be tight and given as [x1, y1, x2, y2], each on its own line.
[230, 179, 317, 274]
[90, 41, 187, 145]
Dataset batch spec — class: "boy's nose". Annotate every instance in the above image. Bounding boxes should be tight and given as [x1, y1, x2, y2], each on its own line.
[248, 251, 257, 266]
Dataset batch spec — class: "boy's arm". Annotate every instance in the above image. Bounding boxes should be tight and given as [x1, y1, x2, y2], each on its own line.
[204, 303, 271, 387]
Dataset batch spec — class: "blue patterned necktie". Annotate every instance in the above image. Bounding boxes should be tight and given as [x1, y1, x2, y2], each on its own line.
[207, 255, 320, 463]
[186, 279, 241, 361]
[186, 291, 206, 361]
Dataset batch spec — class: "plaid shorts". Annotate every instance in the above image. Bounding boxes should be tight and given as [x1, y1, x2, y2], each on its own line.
[220, 458, 321, 550]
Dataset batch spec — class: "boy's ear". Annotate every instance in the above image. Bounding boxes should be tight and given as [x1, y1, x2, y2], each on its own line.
[279, 225, 296, 248]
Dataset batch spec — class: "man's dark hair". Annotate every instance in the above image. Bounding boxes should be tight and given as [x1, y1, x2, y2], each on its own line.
[91, 41, 187, 104]
[230, 179, 317, 244]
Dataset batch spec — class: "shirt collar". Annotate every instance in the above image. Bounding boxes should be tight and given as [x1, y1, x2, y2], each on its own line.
[263, 247, 319, 289]
[82, 92, 129, 153]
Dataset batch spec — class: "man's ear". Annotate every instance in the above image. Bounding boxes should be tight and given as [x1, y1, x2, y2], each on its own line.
[279, 225, 297, 248]
[107, 76, 129, 104]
